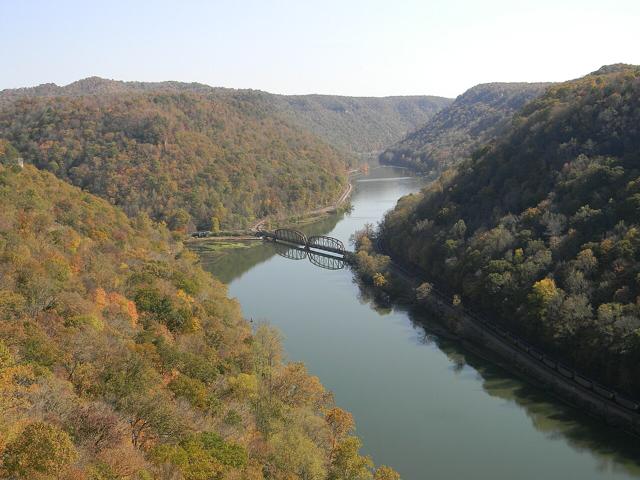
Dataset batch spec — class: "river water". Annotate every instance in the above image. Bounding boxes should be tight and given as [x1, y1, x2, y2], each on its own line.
[194, 166, 640, 480]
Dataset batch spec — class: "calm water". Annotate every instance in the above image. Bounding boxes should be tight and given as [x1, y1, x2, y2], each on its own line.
[196, 166, 640, 480]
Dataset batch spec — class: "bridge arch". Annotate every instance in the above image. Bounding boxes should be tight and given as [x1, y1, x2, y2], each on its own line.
[274, 228, 308, 246]
[308, 235, 345, 253]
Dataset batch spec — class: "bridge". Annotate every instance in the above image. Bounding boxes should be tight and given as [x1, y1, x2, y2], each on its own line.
[256, 228, 354, 268]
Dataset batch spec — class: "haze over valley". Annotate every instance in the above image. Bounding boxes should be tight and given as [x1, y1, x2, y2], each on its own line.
[1, 2, 640, 479]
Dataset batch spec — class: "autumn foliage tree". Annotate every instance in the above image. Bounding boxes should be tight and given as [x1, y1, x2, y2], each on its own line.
[0, 162, 394, 479]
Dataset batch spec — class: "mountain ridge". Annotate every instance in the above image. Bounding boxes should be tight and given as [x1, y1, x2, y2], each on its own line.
[0, 76, 453, 157]
[380, 81, 552, 171]
[380, 64, 640, 395]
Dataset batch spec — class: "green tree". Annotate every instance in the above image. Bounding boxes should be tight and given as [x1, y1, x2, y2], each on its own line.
[0, 339, 14, 369]
[210, 216, 220, 234]
[329, 436, 373, 480]
[2, 422, 78, 478]
[374, 466, 401, 480]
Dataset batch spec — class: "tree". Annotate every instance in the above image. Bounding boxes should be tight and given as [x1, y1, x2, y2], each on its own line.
[168, 208, 192, 232]
[0, 340, 14, 369]
[325, 408, 354, 460]
[374, 466, 401, 480]
[528, 278, 560, 320]
[0, 139, 20, 165]
[372, 273, 387, 288]
[415, 282, 433, 302]
[122, 392, 184, 448]
[69, 402, 126, 453]
[270, 428, 326, 480]
[210, 216, 220, 234]
[329, 436, 373, 480]
[2, 422, 78, 478]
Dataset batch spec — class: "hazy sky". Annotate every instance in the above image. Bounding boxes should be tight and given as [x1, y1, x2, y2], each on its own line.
[2, 0, 639, 98]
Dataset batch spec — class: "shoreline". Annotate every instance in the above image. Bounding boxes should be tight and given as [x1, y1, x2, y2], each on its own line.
[366, 246, 640, 439]
[185, 170, 357, 245]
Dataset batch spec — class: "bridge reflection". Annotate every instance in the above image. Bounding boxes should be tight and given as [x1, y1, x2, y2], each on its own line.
[274, 243, 346, 270]
[258, 228, 352, 270]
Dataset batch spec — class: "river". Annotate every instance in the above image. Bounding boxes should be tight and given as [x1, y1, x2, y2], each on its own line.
[193, 165, 640, 480]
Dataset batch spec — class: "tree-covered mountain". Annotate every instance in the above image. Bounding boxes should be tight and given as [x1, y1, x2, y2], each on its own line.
[380, 82, 551, 172]
[0, 78, 450, 231]
[264, 93, 451, 156]
[0, 76, 451, 157]
[0, 91, 348, 231]
[0, 159, 396, 479]
[380, 64, 640, 395]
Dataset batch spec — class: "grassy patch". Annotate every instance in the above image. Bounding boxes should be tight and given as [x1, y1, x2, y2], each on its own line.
[196, 240, 259, 252]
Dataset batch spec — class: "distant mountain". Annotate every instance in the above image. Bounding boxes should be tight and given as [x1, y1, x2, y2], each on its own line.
[0, 76, 222, 104]
[0, 77, 452, 157]
[265, 93, 452, 156]
[380, 82, 552, 172]
[380, 64, 640, 395]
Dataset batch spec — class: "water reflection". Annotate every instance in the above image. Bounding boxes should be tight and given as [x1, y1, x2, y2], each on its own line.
[274, 243, 346, 270]
[356, 284, 640, 477]
[274, 243, 308, 261]
[307, 251, 345, 271]
[189, 209, 346, 283]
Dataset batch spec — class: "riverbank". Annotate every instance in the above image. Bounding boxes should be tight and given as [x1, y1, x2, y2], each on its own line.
[352, 235, 640, 439]
[185, 170, 356, 245]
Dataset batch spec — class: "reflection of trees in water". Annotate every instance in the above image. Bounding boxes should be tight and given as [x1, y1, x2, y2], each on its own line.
[296, 211, 345, 238]
[473, 361, 640, 476]
[192, 242, 279, 284]
[353, 277, 393, 315]
[194, 211, 346, 283]
[354, 280, 640, 476]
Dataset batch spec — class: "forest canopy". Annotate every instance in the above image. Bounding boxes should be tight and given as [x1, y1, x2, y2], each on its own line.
[380, 64, 640, 396]
[380, 82, 551, 172]
[0, 163, 396, 479]
[0, 92, 351, 231]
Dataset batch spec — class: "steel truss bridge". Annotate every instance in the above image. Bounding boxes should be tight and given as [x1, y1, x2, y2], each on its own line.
[257, 229, 354, 269]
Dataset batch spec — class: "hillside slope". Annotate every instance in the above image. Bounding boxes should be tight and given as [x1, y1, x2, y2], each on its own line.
[0, 160, 393, 479]
[381, 65, 640, 395]
[267, 93, 452, 156]
[0, 76, 452, 158]
[380, 82, 551, 172]
[0, 91, 348, 230]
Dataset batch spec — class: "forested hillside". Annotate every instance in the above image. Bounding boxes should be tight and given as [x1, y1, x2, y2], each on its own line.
[0, 76, 451, 159]
[380, 65, 640, 395]
[0, 91, 348, 231]
[266, 94, 451, 156]
[380, 82, 550, 172]
[0, 159, 396, 479]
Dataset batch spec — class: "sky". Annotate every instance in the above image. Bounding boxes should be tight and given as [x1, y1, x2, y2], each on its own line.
[1, 0, 640, 98]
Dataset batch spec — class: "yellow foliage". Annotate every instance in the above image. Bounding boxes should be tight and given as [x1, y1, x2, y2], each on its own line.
[600, 238, 614, 253]
[94, 288, 108, 309]
[514, 248, 524, 262]
[229, 373, 258, 398]
[0, 364, 40, 423]
[375, 465, 401, 480]
[452, 294, 463, 307]
[531, 278, 558, 304]
[372, 273, 387, 288]
[176, 289, 195, 304]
